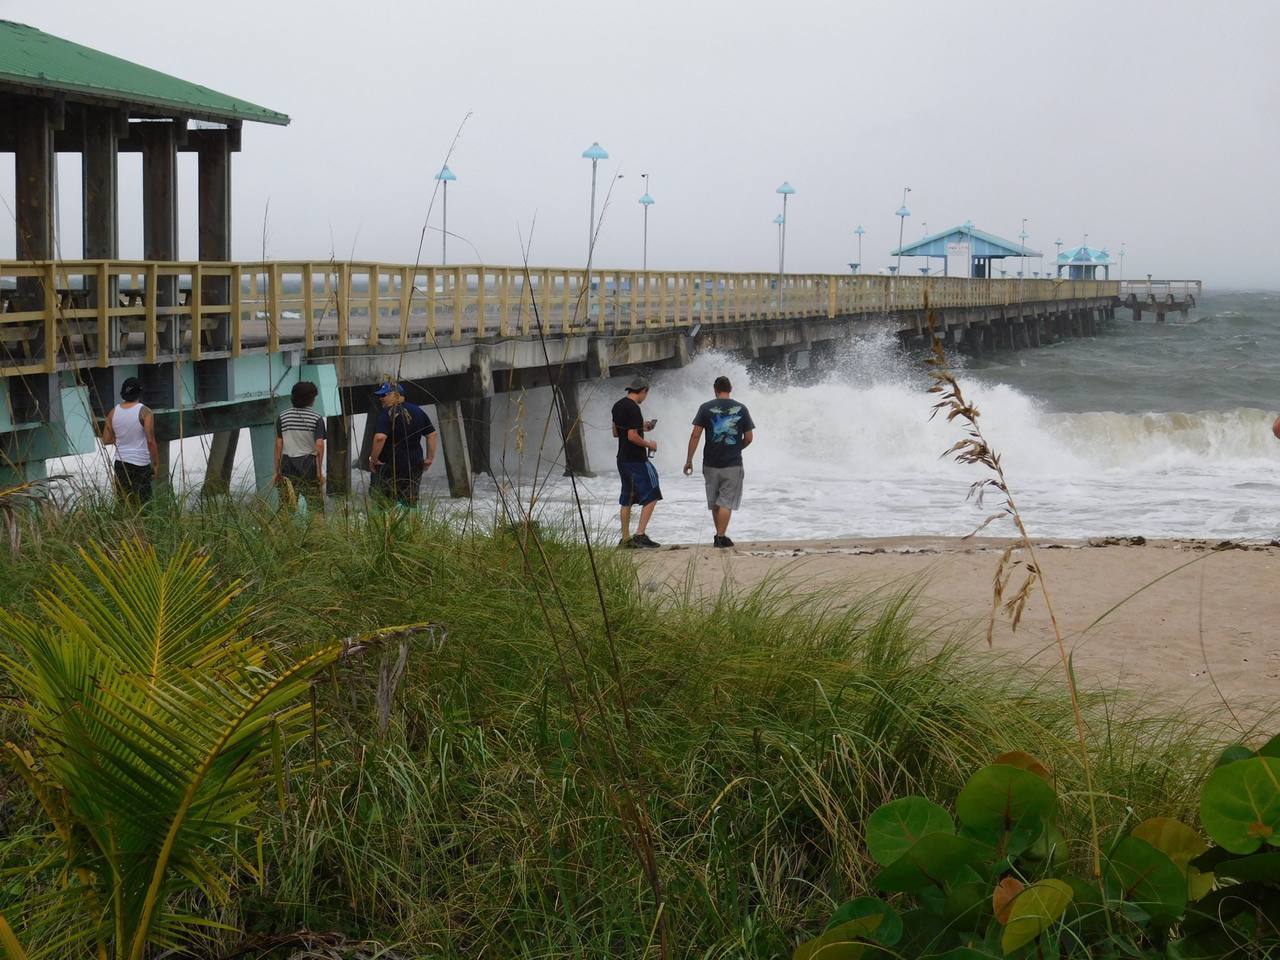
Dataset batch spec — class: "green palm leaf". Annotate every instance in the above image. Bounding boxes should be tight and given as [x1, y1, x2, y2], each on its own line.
[0, 539, 428, 960]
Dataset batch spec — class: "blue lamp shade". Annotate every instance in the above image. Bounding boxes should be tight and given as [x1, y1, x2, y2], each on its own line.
[776, 181, 796, 195]
[773, 214, 785, 224]
[896, 205, 911, 218]
[854, 225, 865, 236]
[638, 193, 655, 206]
[434, 165, 456, 182]
[581, 141, 609, 160]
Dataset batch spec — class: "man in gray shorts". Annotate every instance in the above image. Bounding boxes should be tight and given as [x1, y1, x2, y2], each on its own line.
[683, 375, 755, 548]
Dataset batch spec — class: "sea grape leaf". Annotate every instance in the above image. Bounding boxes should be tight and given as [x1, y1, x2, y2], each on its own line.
[945, 880, 989, 930]
[793, 916, 880, 960]
[960, 811, 1044, 866]
[992, 876, 1023, 924]
[1259, 733, 1280, 759]
[874, 834, 992, 893]
[1103, 835, 1187, 926]
[957, 764, 1057, 834]
[1199, 756, 1280, 854]
[999, 879, 1073, 955]
[991, 751, 1051, 782]
[1131, 817, 1214, 900]
[1212, 851, 1280, 883]
[1214, 743, 1255, 768]
[824, 897, 902, 946]
[866, 797, 954, 867]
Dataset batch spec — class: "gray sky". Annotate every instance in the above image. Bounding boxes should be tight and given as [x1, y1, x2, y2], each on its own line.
[7, 0, 1279, 287]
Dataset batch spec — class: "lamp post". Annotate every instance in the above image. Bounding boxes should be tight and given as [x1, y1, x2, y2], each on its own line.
[1119, 241, 1126, 282]
[638, 173, 654, 272]
[1019, 218, 1029, 280]
[852, 224, 865, 274]
[775, 181, 795, 309]
[581, 141, 608, 325]
[895, 187, 911, 277]
[1054, 237, 1063, 278]
[434, 164, 456, 265]
[773, 214, 785, 308]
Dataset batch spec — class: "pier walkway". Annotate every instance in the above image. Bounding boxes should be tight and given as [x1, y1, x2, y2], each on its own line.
[0, 260, 1119, 496]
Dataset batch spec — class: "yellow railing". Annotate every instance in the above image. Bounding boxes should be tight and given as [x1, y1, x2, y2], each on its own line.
[0, 260, 1120, 376]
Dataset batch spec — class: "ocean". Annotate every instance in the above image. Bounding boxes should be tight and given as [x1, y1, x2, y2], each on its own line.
[540, 289, 1280, 542]
[54, 290, 1280, 542]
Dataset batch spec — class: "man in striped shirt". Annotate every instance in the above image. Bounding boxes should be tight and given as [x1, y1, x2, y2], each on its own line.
[274, 381, 326, 505]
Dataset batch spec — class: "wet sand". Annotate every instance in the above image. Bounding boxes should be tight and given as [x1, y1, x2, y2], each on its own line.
[640, 536, 1280, 719]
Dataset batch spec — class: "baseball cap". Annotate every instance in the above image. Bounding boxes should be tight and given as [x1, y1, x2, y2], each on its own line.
[373, 381, 400, 397]
[625, 376, 650, 393]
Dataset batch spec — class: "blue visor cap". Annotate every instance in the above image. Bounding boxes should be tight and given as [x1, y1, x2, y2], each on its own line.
[374, 382, 400, 397]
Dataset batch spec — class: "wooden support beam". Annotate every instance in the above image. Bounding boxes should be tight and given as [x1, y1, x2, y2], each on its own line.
[198, 127, 232, 354]
[81, 107, 119, 259]
[15, 101, 54, 261]
[142, 120, 179, 354]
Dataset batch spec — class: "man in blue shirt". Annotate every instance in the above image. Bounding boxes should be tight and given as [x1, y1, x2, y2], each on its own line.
[367, 381, 436, 507]
[684, 375, 755, 548]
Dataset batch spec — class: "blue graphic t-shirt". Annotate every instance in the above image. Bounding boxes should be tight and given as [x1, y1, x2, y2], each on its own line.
[693, 398, 755, 468]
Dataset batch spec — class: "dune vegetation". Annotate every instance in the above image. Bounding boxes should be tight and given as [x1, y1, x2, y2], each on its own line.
[1, 491, 1266, 959]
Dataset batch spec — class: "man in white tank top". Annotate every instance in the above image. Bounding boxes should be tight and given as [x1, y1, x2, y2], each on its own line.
[102, 376, 159, 503]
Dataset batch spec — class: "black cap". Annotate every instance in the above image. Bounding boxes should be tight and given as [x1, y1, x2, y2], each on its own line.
[120, 377, 143, 401]
[625, 376, 650, 393]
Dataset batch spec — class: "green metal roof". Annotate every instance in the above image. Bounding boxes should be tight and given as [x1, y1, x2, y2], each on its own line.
[0, 21, 288, 126]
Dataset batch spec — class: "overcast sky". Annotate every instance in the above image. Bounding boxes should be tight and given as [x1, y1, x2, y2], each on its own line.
[5, 0, 1278, 287]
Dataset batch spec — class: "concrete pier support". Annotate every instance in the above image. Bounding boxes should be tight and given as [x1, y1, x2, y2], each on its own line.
[435, 399, 473, 498]
[203, 428, 239, 495]
[248, 423, 276, 500]
[555, 378, 594, 477]
[462, 395, 492, 476]
[326, 414, 351, 495]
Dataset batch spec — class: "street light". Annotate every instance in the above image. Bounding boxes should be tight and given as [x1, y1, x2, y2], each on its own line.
[776, 181, 795, 309]
[772, 214, 785, 306]
[434, 164, 456, 265]
[1119, 241, 1126, 282]
[1054, 237, 1063, 277]
[638, 173, 654, 272]
[1019, 217, 1029, 282]
[852, 224, 865, 274]
[895, 187, 911, 277]
[581, 141, 608, 326]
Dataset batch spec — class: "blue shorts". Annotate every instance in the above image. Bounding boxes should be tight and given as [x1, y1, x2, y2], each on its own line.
[618, 460, 662, 506]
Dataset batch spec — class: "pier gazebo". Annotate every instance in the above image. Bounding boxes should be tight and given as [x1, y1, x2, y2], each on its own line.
[1057, 244, 1113, 280]
[0, 20, 288, 482]
[890, 222, 1041, 278]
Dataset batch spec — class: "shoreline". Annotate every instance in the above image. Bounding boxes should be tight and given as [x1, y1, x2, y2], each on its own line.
[640, 535, 1280, 721]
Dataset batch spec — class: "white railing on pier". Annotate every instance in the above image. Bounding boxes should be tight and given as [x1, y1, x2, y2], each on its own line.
[1119, 279, 1202, 302]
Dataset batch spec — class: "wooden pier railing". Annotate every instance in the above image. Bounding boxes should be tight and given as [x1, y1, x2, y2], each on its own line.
[1118, 279, 1201, 303]
[0, 260, 1120, 376]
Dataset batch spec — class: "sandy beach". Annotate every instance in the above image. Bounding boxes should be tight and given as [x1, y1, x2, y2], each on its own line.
[641, 536, 1280, 719]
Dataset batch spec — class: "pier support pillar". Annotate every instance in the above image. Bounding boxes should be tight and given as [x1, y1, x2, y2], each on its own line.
[981, 324, 994, 355]
[1028, 317, 1042, 348]
[435, 399, 473, 498]
[325, 414, 351, 495]
[462, 396, 492, 476]
[82, 107, 120, 356]
[154, 441, 172, 496]
[140, 120, 181, 354]
[248, 423, 277, 502]
[555, 377, 594, 477]
[203, 428, 239, 495]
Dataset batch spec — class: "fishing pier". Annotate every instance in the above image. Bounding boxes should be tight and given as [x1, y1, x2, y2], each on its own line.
[0, 23, 1188, 497]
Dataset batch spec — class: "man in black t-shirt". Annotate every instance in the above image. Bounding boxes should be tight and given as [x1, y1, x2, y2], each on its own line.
[610, 376, 661, 548]
[684, 375, 755, 548]
[368, 381, 437, 507]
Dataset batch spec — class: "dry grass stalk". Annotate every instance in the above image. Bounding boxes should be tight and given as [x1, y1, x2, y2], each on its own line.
[925, 311, 1104, 880]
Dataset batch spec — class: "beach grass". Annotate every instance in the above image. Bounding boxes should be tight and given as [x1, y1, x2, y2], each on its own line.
[0, 496, 1231, 958]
